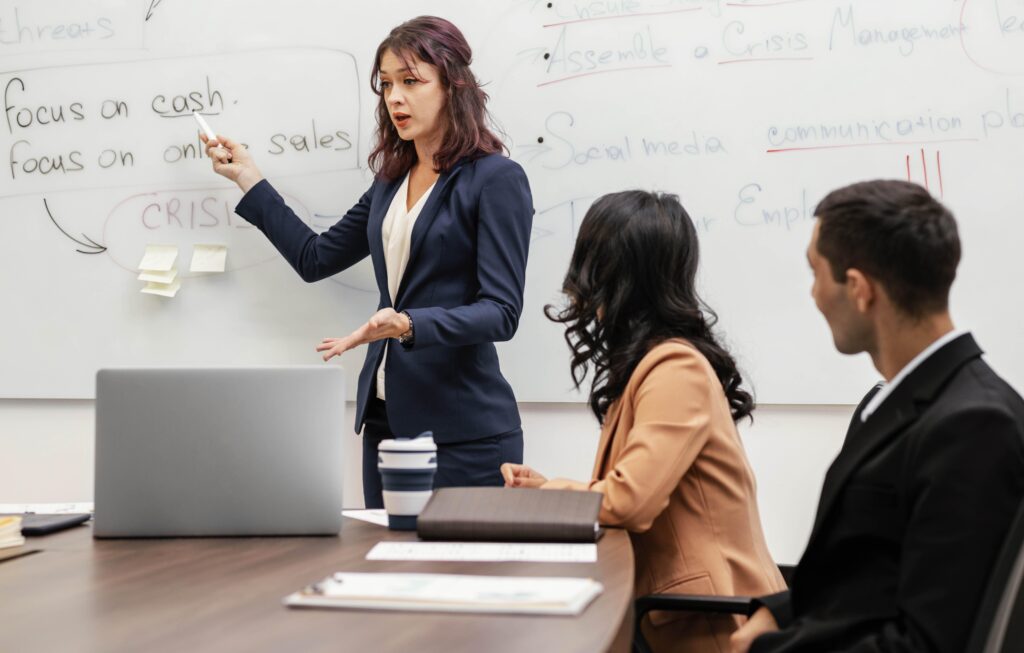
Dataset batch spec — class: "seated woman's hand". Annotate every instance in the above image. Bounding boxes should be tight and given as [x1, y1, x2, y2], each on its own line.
[500, 463, 547, 488]
[540, 478, 590, 491]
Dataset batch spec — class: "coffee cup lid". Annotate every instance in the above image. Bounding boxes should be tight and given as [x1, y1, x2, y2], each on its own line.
[379, 430, 437, 453]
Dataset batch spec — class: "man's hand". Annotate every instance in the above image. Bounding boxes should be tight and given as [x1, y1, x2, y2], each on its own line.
[730, 607, 778, 653]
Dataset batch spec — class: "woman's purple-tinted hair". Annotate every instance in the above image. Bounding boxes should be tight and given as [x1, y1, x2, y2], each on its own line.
[368, 16, 506, 180]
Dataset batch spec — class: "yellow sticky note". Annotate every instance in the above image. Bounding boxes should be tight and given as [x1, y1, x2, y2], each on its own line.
[137, 268, 178, 284]
[140, 278, 182, 298]
[190, 244, 227, 273]
[138, 245, 178, 272]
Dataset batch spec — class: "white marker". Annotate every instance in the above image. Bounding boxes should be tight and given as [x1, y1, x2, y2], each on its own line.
[193, 111, 231, 161]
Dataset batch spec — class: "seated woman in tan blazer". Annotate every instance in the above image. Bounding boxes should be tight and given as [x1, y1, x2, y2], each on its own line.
[501, 190, 786, 652]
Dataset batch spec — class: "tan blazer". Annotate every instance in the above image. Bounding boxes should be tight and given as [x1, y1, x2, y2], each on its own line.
[589, 339, 786, 652]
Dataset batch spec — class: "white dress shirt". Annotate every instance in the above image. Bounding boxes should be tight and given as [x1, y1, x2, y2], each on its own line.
[375, 173, 436, 401]
[860, 329, 968, 422]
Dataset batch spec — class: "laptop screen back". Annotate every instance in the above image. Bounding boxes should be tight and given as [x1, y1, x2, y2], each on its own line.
[94, 367, 345, 537]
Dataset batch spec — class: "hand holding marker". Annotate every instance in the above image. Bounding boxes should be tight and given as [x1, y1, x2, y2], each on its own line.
[193, 111, 231, 162]
[199, 113, 264, 193]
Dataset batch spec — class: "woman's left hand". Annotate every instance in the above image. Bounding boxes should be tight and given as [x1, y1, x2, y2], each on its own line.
[316, 308, 410, 362]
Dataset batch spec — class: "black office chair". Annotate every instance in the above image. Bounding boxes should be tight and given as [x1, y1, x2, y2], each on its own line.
[632, 565, 794, 653]
[965, 499, 1024, 653]
[632, 502, 1024, 653]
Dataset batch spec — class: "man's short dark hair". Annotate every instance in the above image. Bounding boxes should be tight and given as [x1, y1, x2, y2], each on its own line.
[815, 180, 961, 318]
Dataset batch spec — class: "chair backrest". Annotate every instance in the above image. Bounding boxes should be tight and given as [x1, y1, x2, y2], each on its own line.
[967, 499, 1024, 653]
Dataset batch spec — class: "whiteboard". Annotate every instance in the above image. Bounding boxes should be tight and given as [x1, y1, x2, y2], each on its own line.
[1, 0, 1022, 403]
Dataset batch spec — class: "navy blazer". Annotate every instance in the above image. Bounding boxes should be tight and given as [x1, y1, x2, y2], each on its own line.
[235, 153, 533, 443]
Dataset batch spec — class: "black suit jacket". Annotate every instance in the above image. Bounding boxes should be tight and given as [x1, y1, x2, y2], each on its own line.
[753, 334, 1024, 653]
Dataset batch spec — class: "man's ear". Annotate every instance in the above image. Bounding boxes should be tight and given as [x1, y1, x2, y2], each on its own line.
[845, 269, 876, 314]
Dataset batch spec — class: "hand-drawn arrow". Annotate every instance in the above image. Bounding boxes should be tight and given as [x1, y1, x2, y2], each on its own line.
[531, 225, 555, 243]
[145, 0, 165, 22]
[44, 198, 107, 254]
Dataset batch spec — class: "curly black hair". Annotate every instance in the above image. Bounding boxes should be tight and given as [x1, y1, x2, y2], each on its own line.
[546, 190, 754, 424]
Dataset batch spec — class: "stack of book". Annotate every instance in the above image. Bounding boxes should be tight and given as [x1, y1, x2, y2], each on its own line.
[0, 516, 25, 549]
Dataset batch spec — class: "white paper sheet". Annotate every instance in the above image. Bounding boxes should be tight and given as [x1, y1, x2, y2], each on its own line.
[366, 541, 598, 563]
[342, 509, 389, 527]
[0, 502, 94, 514]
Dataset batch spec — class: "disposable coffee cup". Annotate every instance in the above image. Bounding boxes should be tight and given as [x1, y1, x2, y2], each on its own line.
[378, 431, 437, 530]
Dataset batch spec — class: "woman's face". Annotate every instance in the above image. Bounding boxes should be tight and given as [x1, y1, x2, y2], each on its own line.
[378, 49, 446, 146]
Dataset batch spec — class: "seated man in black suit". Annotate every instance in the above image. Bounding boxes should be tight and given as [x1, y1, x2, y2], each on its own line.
[731, 180, 1024, 653]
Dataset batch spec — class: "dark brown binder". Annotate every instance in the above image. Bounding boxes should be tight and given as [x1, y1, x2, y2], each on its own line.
[416, 487, 603, 542]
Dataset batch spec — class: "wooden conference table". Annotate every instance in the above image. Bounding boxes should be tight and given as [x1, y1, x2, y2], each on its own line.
[0, 516, 635, 653]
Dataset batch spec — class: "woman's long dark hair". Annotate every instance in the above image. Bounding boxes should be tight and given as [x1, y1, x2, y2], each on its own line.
[368, 16, 505, 180]
[546, 191, 754, 423]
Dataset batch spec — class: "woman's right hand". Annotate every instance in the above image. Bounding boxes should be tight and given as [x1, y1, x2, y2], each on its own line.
[500, 463, 548, 489]
[201, 133, 264, 193]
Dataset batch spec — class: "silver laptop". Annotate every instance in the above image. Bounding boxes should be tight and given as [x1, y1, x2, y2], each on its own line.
[94, 367, 345, 537]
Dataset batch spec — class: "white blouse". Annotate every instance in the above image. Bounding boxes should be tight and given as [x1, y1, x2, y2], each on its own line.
[376, 172, 436, 401]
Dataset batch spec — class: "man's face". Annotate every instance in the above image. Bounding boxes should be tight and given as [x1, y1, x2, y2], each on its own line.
[808, 221, 872, 355]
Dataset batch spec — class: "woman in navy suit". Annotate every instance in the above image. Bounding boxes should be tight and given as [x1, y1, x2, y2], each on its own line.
[203, 16, 533, 508]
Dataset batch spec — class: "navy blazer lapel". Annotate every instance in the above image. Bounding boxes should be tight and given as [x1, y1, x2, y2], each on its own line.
[805, 334, 984, 548]
[368, 177, 404, 307]
[395, 160, 466, 307]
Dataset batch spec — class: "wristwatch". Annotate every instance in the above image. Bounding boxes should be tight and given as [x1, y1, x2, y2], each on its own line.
[398, 311, 415, 347]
